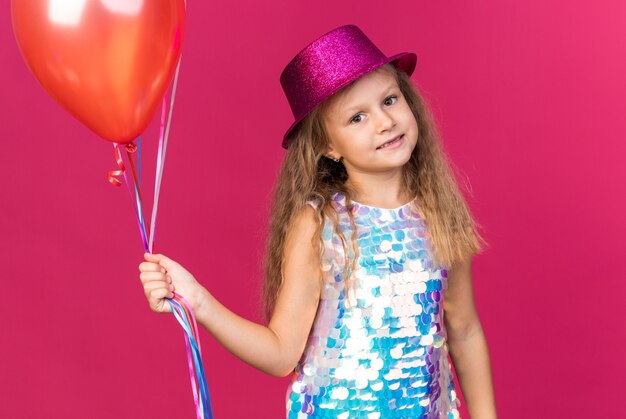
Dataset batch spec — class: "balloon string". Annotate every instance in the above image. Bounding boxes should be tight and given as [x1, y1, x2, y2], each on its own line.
[149, 55, 182, 253]
[105, 54, 211, 417]
[176, 293, 202, 352]
[149, 99, 166, 253]
[125, 146, 149, 244]
[153, 55, 212, 418]
[172, 297, 209, 419]
[137, 136, 141, 186]
[109, 142, 149, 252]
[168, 294, 213, 419]
[125, 132, 142, 200]
[142, 54, 211, 418]
[169, 298, 203, 419]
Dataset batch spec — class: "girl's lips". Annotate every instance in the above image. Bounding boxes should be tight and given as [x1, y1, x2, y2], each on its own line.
[376, 134, 404, 150]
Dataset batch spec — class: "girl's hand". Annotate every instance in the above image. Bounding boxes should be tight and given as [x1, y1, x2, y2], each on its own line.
[138, 253, 209, 314]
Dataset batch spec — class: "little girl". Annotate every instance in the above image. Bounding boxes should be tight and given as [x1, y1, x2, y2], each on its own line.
[139, 25, 496, 418]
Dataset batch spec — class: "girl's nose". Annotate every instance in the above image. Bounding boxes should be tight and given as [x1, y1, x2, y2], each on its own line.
[375, 109, 395, 132]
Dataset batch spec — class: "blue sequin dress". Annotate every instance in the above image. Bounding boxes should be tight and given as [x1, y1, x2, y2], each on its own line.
[285, 192, 461, 418]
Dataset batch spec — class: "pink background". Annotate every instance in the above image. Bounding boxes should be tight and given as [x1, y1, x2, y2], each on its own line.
[2, 1, 625, 418]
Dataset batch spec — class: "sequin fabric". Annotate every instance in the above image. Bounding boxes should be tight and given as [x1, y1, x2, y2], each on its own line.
[285, 192, 460, 418]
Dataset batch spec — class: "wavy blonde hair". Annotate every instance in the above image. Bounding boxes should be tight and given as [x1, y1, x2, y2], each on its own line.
[262, 64, 487, 319]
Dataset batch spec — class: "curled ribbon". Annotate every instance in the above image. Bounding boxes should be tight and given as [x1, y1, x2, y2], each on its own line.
[106, 142, 138, 186]
[106, 144, 125, 187]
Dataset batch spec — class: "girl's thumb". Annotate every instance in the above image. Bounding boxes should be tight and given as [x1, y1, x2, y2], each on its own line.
[144, 252, 160, 262]
[144, 253, 176, 271]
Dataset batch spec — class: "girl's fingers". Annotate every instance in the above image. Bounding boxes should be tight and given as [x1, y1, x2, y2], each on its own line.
[141, 254, 187, 314]
[144, 253, 180, 272]
[138, 261, 165, 273]
[149, 287, 173, 301]
[144, 284, 174, 313]
[143, 280, 174, 294]
[139, 271, 167, 283]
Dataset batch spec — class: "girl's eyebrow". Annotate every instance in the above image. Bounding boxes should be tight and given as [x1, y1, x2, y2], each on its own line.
[342, 84, 398, 114]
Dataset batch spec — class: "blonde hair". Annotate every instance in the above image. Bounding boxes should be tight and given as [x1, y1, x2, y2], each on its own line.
[262, 64, 487, 319]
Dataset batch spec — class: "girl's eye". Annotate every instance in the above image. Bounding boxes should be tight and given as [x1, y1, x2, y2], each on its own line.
[384, 95, 398, 106]
[349, 95, 398, 124]
[350, 114, 364, 124]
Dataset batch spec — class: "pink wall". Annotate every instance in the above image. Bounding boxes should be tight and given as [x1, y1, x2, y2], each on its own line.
[2, 1, 625, 417]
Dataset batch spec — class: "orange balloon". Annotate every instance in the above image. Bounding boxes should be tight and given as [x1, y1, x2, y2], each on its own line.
[11, 0, 186, 143]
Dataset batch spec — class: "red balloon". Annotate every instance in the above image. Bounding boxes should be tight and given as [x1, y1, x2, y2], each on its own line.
[11, 0, 186, 143]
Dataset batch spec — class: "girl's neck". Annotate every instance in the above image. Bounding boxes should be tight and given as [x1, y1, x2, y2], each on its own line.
[345, 170, 411, 208]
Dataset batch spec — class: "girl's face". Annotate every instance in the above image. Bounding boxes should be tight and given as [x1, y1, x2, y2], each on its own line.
[322, 66, 418, 175]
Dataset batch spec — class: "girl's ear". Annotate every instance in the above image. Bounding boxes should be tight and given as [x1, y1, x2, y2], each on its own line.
[325, 144, 341, 161]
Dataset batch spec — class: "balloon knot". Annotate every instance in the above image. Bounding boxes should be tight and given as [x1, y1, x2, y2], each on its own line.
[125, 142, 137, 153]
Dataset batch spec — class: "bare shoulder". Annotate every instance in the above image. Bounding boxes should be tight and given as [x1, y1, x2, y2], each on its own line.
[286, 204, 319, 241]
[280, 205, 322, 297]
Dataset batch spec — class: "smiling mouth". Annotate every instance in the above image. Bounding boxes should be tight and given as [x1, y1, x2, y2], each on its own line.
[376, 134, 404, 150]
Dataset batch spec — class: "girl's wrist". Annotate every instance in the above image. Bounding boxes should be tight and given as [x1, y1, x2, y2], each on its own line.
[191, 286, 213, 328]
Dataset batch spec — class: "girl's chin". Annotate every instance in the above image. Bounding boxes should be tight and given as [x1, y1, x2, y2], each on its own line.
[381, 147, 414, 164]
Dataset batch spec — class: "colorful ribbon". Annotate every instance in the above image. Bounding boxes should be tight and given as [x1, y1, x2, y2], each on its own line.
[106, 55, 213, 418]
[169, 293, 213, 419]
[149, 56, 181, 252]
[108, 142, 149, 252]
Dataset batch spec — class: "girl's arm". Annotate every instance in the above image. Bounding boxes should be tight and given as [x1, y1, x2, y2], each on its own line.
[443, 256, 497, 418]
[138, 206, 322, 377]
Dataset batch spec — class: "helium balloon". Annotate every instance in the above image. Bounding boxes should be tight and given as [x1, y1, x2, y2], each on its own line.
[11, 0, 186, 143]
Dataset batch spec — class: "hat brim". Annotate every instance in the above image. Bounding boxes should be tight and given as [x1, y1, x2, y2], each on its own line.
[281, 51, 417, 149]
